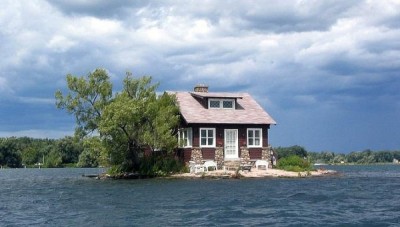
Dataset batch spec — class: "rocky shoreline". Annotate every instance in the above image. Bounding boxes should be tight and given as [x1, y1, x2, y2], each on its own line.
[169, 168, 338, 179]
[87, 168, 338, 180]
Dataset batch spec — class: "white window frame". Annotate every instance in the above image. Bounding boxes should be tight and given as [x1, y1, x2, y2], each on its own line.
[200, 128, 216, 147]
[208, 98, 235, 109]
[247, 128, 262, 148]
[178, 128, 192, 148]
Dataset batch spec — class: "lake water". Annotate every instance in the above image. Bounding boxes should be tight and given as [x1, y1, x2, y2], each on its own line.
[1, 165, 399, 226]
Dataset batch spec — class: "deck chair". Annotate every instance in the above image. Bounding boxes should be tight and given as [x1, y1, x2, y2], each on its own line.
[255, 160, 269, 170]
[203, 160, 217, 171]
[189, 161, 205, 173]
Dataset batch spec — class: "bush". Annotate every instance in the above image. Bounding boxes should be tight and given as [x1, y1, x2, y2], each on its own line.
[139, 153, 185, 177]
[275, 145, 308, 159]
[277, 155, 313, 172]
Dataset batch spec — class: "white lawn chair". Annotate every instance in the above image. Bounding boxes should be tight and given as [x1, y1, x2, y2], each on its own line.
[189, 161, 205, 173]
[255, 160, 269, 170]
[203, 160, 217, 171]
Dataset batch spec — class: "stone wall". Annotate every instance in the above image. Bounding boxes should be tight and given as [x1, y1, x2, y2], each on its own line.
[261, 147, 272, 160]
[190, 147, 203, 164]
[214, 147, 224, 169]
[262, 146, 273, 168]
[240, 147, 250, 164]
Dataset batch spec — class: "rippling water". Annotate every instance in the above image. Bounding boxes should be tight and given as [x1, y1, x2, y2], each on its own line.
[1, 165, 400, 226]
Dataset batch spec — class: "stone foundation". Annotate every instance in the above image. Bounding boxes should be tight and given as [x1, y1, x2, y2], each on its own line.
[261, 147, 271, 161]
[240, 147, 250, 164]
[214, 147, 224, 169]
[190, 147, 203, 164]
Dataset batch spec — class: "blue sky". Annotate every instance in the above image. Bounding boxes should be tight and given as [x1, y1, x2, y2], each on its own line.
[1, 0, 399, 153]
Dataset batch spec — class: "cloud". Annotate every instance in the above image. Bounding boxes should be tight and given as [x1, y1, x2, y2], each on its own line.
[0, 0, 399, 152]
[47, 0, 148, 18]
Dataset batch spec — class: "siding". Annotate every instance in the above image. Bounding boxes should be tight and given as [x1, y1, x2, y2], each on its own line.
[179, 123, 271, 162]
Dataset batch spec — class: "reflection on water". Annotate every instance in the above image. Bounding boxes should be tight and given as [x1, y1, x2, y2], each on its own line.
[1, 166, 400, 226]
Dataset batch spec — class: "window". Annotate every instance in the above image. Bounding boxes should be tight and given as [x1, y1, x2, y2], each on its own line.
[223, 100, 233, 108]
[247, 128, 262, 147]
[200, 128, 216, 147]
[178, 128, 192, 148]
[209, 100, 220, 108]
[208, 99, 235, 109]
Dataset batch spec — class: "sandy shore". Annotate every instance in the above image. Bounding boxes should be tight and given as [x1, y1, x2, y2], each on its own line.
[170, 168, 338, 179]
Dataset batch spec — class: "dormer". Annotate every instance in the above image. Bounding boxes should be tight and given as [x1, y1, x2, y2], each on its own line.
[208, 98, 235, 109]
[190, 84, 243, 110]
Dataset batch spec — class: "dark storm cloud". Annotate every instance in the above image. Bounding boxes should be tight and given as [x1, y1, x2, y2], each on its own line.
[1, 0, 399, 151]
[47, 0, 149, 18]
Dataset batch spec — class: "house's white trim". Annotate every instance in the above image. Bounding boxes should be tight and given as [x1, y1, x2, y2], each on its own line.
[199, 128, 216, 147]
[178, 128, 192, 148]
[247, 128, 262, 148]
[208, 98, 235, 109]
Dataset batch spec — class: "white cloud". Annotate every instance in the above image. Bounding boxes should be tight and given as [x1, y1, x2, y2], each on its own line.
[47, 35, 76, 53]
[0, 0, 399, 151]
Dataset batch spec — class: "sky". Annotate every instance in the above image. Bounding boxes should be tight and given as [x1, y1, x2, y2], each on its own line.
[0, 0, 399, 153]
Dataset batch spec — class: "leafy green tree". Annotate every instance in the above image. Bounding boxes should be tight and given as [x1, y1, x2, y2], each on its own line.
[21, 146, 40, 166]
[55, 68, 112, 138]
[77, 137, 108, 167]
[54, 136, 83, 164]
[0, 138, 22, 168]
[44, 149, 63, 168]
[332, 153, 346, 164]
[99, 75, 179, 171]
[56, 69, 180, 172]
[374, 151, 393, 163]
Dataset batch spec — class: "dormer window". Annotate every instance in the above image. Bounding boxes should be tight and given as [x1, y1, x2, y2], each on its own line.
[208, 98, 235, 109]
[209, 100, 220, 108]
[223, 100, 233, 108]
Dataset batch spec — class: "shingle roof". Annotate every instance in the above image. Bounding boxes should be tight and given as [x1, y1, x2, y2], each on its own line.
[173, 91, 276, 125]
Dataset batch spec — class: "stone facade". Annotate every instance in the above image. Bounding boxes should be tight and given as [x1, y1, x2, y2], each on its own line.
[190, 147, 203, 164]
[214, 147, 224, 169]
[240, 147, 250, 164]
[261, 146, 273, 168]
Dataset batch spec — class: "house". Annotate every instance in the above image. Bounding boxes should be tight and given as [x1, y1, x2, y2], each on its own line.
[172, 84, 276, 169]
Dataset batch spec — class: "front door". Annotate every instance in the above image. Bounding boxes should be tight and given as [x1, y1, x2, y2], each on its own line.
[224, 129, 238, 159]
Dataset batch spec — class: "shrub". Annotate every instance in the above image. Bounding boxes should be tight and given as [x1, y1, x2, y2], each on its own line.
[277, 155, 313, 172]
[139, 153, 185, 177]
[275, 145, 308, 159]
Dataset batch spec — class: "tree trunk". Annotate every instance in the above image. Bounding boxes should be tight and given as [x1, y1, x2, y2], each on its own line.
[128, 140, 140, 171]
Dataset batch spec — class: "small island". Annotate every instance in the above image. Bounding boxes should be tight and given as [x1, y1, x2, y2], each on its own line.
[170, 168, 337, 179]
[2, 69, 396, 179]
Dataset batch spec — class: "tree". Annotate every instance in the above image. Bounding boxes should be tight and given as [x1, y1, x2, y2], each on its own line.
[99, 75, 180, 171]
[0, 138, 22, 168]
[77, 136, 108, 168]
[55, 68, 112, 138]
[54, 136, 83, 164]
[44, 148, 62, 168]
[56, 69, 180, 172]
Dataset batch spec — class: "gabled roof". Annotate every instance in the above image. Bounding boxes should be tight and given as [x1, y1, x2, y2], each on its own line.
[172, 91, 276, 125]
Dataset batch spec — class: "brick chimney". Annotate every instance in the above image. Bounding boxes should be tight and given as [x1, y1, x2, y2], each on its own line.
[194, 84, 209, 93]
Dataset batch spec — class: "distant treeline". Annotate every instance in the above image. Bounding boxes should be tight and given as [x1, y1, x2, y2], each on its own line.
[1, 138, 399, 168]
[308, 150, 400, 164]
[0, 137, 83, 168]
[274, 145, 400, 164]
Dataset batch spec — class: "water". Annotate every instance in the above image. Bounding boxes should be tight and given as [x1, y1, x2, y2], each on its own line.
[1, 166, 399, 226]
